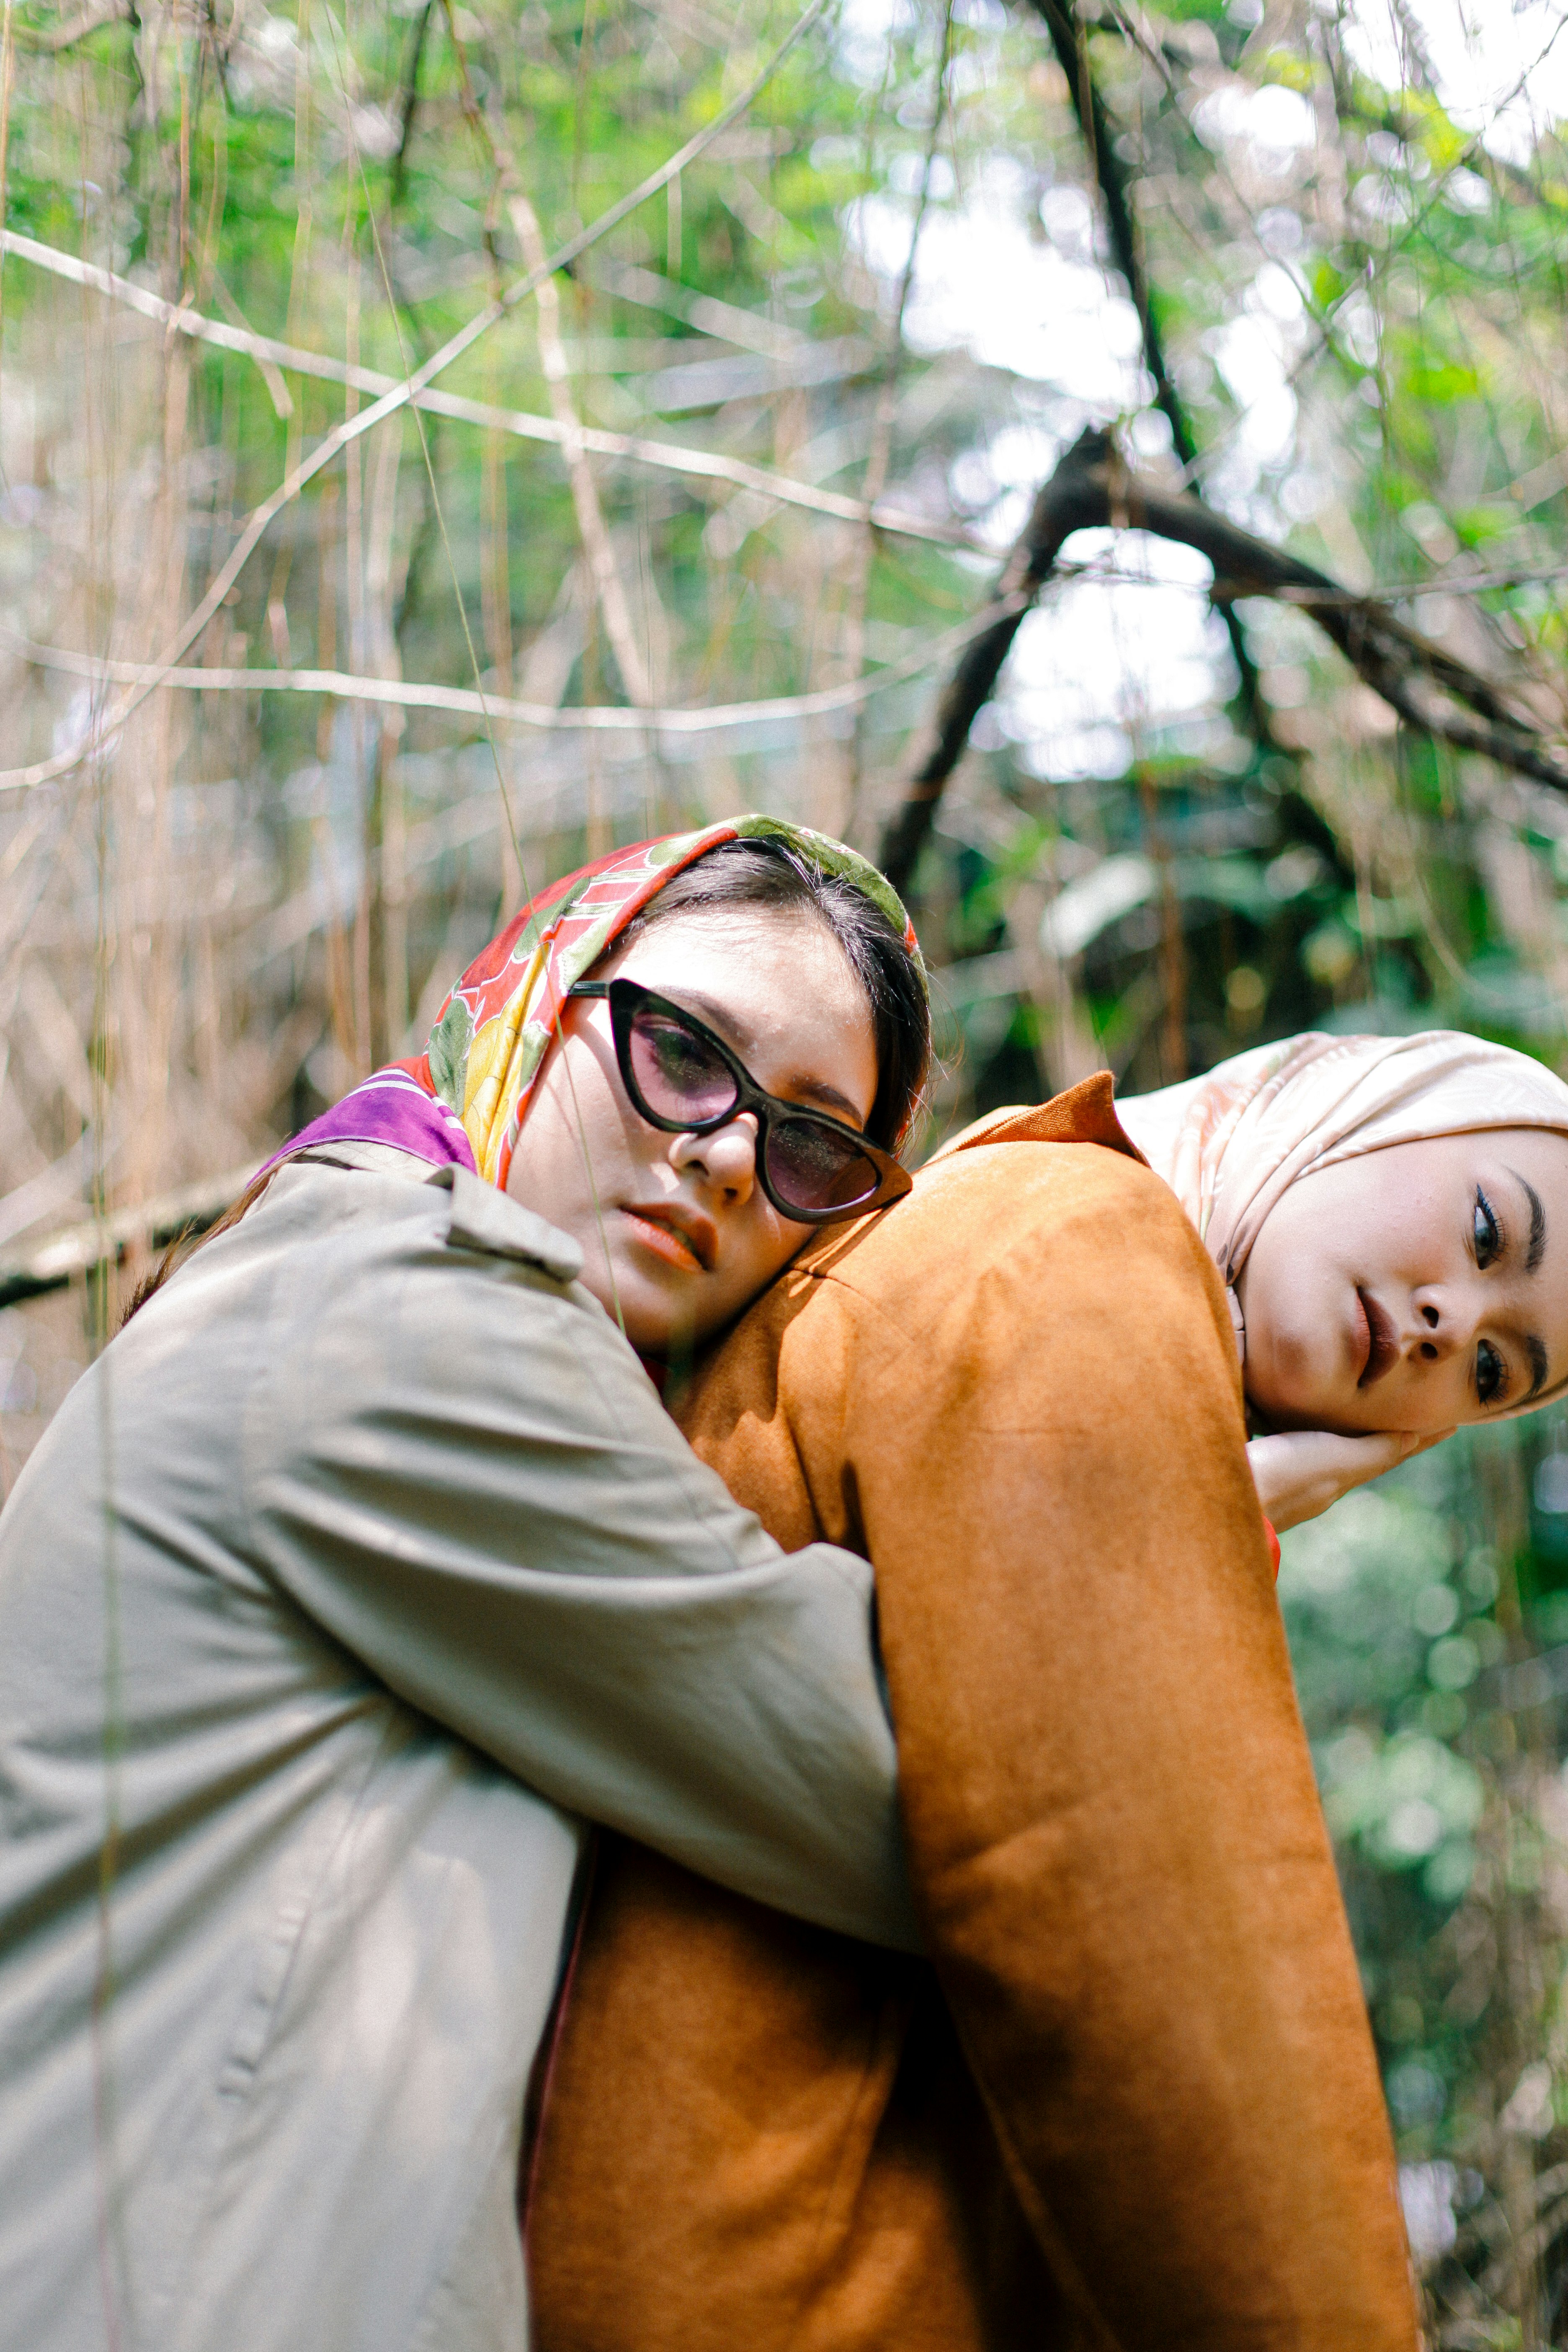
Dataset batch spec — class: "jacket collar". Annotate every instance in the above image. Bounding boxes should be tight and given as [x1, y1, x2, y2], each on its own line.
[934, 1071, 1148, 1166]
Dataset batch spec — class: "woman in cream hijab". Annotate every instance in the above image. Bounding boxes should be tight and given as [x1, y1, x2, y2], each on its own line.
[1114, 1029, 1568, 1532]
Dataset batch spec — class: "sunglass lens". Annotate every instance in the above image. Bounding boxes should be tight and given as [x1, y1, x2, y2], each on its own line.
[627, 1008, 740, 1126]
[766, 1117, 883, 1215]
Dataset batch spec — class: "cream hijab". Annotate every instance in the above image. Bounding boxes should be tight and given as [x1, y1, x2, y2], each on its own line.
[1114, 1030, 1568, 1396]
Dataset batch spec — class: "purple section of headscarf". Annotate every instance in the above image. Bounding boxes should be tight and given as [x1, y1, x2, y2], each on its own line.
[260, 1070, 477, 1179]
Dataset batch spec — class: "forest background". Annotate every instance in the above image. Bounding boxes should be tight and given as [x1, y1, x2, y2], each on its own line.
[3, 0, 1568, 2336]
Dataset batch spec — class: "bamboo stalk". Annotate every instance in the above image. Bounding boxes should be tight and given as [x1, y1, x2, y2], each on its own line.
[0, 0, 838, 794]
[506, 190, 654, 713]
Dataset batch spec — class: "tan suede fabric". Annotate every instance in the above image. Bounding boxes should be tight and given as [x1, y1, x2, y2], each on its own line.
[527, 1079, 1418, 2351]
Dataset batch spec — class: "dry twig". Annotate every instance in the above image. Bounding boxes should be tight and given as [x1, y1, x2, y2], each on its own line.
[879, 429, 1568, 891]
[12, 594, 1021, 738]
[1, 231, 973, 550]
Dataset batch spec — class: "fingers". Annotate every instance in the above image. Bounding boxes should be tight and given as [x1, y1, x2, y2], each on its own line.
[1362, 1428, 1453, 1472]
[1300, 1430, 1402, 1478]
[1248, 1424, 1457, 1536]
[1369, 1430, 1418, 1469]
[1333, 1431, 1408, 1492]
[1382, 1428, 1455, 1458]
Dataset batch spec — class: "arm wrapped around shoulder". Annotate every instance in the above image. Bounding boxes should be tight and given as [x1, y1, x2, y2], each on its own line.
[818, 1139, 1417, 2352]
[246, 1168, 917, 1947]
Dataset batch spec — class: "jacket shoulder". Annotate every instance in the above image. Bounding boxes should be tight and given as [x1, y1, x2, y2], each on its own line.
[756, 1131, 1235, 1455]
[808, 1126, 1201, 1305]
[436, 1166, 584, 1284]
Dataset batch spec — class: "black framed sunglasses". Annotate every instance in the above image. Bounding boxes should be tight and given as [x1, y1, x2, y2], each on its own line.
[567, 976, 913, 1225]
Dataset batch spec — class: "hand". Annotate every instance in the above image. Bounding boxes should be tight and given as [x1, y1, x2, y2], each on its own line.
[1246, 1426, 1455, 1534]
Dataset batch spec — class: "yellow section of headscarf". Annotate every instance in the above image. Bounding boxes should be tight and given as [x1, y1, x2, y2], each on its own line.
[462, 938, 547, 1186]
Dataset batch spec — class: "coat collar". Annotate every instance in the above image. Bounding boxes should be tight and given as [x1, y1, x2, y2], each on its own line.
[934, 1071, 1148, 1166]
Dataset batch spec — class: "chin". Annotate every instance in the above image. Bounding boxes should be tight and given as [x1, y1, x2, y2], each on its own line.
[1246, 1322, 1354, 1432]
[1251, 1385, 1379, 1439]
[614, 1291, 681, 1359]
[1245, 1359, 1360, 1437]
[624, 1277, 713, 1362]
[570, 1259, 664, 1354]
[617, 1316, 682, 1363]
[591, 1251, 740, 1360]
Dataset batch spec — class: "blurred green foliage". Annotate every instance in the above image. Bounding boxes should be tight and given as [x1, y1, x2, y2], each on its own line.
[1281, 1422, 1568, 2331]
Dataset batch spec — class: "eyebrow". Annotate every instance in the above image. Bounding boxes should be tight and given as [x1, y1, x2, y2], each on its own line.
[1526, 1333, 1550, 1402]
[1507, 1167, 1548, 1273]
[669, 989, 865, 1124]
[782, 1075, 864, 1122]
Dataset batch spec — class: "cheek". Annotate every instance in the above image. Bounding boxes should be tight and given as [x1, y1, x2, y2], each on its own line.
[1237, 1215, 1355, 1421]
[1245, 1215, 1336, 1342]
[722, 1206, 809, 1297]
[513, 1040, 637, 1202]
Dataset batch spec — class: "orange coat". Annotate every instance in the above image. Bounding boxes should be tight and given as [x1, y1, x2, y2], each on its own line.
[526, 1079, 1418, 2351]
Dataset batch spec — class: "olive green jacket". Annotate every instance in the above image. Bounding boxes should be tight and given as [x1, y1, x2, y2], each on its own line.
[0, 1149, 916, 2352]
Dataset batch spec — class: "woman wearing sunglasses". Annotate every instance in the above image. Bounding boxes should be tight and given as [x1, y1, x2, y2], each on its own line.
[0, 817, 930, 2352]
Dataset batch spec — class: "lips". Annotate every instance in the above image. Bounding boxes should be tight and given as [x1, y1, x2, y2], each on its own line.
[1356, 1286, 1399, 1389]
[621, 1203, 717, 1274]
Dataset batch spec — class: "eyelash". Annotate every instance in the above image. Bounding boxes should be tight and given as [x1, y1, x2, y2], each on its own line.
[1473, 1191, 1509, 1405]
[1474, 1186, 1502, 1270]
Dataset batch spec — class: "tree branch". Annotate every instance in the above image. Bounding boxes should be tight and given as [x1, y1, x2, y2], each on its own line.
[1022, 0, 1274, 744]
[11, 593, 1017, 742]
[880, 430, 1107, 890]
[1027, 0, 1188, 466]
[0, 1161, 257, 1312]
[389, 0, 432, 212]
[15, 0, 128, 54]
[878, 428, 1568, 894]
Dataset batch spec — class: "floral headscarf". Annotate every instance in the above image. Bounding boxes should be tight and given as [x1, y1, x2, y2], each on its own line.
[273, 814, 923, 1189]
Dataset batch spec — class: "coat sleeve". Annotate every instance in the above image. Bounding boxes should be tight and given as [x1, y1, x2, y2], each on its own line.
[816, 1145, 1417, 2350]
[243, 1169, 919, 1952]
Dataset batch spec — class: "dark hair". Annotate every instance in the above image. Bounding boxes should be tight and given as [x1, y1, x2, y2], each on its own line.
[120, 1163, 280, 1328]
[621, 836, 931, 1151]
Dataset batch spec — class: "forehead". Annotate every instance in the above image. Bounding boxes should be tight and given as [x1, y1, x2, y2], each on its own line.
[1480, 1125, 1568, 1180]
[1291, 1130, 1568, 1278]
[609, 903, 866, 1010]
[1328, 1126, 1568, 1186]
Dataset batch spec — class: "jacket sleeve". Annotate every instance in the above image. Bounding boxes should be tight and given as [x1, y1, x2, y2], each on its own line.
[820, 1146, 1417, 2350]
[244, 1167, 919, 1952]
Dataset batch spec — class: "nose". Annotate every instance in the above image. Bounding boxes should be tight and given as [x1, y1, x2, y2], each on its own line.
[1409, 1286, 1470, 1364]
[668, 1113, 758, 1204]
